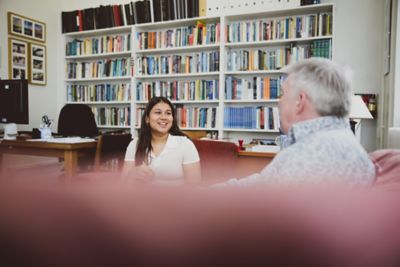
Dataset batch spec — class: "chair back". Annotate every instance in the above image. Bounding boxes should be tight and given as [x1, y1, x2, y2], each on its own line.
[58, 104, 98, 137]
[191, 139, 239, 181]
[94, 132, 132, 171]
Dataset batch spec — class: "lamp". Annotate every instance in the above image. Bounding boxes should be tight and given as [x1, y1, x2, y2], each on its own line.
[349, 95, 373, 134]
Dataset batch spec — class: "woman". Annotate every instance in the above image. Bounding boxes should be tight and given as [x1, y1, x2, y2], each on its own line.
[122, 96, 201, 186]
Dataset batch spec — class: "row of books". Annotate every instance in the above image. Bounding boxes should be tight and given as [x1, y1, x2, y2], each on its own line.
[153, 0, 203, 22]
[137, 51, 219, 75]
[66, 83, 131, 102]
[225, 76, 282, 100]
[226, 13, 332, 43]
[136, 105, 217, 129]
[61, 0, 323, 34]
[136, 79, 219, 101]
[66, 58, 130, 79]
[92, 106, 131, 127]
[310, 39, 331, 59]
[176, 106, 217, 128]
[137, 22, 220, 50]
[226, 41, 331, 71]
[66, 34, 131, 56]
[62, 1, 151, 33]
[223, 106, 280, 130]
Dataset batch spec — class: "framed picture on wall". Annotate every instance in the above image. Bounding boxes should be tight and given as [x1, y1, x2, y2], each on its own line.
[29, 43, 47, 86]
[8, 12, 46, 43]
[8, 38, 28, 80]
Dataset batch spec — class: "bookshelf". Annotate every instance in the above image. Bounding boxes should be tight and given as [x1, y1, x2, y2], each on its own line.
[132, 16, 221, 133]
[222, 3, 333, 143]
[63, 26, 133, 130]
[62, 3, 334, 141]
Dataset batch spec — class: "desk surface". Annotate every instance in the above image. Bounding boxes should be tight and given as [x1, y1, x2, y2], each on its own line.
[238, 151, 277, 158]
[0, 139, 97, 150]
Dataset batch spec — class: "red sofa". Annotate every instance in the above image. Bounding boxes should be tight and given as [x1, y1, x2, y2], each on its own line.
[0, 149, 399, 267]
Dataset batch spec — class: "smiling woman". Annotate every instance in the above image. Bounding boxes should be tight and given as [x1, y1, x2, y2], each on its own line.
[122, 97, 201, 186]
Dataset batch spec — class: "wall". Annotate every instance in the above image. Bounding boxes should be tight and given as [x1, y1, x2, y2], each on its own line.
[320, 0, 384, 151]
[1, 0, 384, 151]
[0, 0, 59, 132]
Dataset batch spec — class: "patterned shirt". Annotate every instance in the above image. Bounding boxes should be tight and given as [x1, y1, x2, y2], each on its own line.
[218, 116, 376, 187]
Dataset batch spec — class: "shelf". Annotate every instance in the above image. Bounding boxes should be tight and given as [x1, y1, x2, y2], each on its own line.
[224, 99, 279, 104]
[65, 51, 132, 60]
[223, 128, 280, 133]
[226, 36, 333, 49]
[136, 100, 219, 105]
[136, 44, 220, 54]
[66, 101, 131, 105]
[180, 127, 218, 131]
[225, 3, 333, 21]
[66, 76, 132, 82]
[225, 70, 285, 75]
[134, 16, 220, 30]
[136, 72, 219, 79]
[64, 25, 131, 38]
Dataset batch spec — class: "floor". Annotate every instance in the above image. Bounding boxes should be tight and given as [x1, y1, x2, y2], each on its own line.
[2, 155, 63, 185]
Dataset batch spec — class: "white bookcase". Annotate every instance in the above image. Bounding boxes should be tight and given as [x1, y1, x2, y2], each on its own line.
[62, 3, 334, 143]
[63, 26, 133, 130]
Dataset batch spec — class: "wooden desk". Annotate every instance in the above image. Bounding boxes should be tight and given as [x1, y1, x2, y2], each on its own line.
[236, 151, 276, 177]
[0, 139, 97, 183]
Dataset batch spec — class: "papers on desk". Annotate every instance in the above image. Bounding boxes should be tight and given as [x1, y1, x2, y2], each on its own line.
[251, 145, 280, 153]
[27, 137, 96, 143]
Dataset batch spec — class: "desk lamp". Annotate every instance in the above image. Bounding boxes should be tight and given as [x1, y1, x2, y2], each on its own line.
[349, 95, 373, 134]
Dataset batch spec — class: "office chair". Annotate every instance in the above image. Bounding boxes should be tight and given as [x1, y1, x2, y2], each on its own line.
[94, 132, 132, 172]
[57, 104, 99, 137]
[56, 104, 99, 172]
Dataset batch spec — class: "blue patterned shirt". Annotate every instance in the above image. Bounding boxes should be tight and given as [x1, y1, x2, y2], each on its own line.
[218, 116, 376, 187]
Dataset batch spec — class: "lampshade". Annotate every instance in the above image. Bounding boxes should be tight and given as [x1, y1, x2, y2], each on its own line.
[349, 95, 373, 119]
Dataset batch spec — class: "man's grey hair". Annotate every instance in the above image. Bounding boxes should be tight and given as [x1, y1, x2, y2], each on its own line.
[283, 58, 352, 117]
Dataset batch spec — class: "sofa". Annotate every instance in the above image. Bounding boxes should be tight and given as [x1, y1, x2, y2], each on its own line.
[0, 149, 399, 267]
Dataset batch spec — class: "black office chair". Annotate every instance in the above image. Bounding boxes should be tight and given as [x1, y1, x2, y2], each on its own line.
[56, 104, 99, 172]
[57, 104, 99, 137]
[94, 132, 132, 172]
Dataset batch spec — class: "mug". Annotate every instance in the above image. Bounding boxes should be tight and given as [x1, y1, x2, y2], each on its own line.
[40, 127, 52, 139]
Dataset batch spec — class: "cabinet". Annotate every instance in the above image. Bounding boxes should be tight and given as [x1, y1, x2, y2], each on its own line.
[63, 3, 333, 142]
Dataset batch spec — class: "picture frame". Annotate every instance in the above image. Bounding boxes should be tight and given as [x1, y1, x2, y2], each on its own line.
[8, 38, 28, 80]
[28, 43, 47, 86]
[8, 12, 46, 43]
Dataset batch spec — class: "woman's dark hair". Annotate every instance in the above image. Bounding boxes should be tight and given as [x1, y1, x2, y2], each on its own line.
[135, 96, 186, 165]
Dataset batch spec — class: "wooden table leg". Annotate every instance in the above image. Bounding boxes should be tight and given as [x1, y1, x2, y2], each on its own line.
[63, 150, 78, 184]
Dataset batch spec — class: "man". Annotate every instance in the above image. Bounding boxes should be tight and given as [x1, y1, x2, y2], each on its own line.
[218, 58, 375, 187]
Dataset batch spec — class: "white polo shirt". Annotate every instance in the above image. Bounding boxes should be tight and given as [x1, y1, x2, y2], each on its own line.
[124, 134, 200, 186]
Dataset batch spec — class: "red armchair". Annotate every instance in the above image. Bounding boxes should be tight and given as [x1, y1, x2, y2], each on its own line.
[191, 139, 239, 181]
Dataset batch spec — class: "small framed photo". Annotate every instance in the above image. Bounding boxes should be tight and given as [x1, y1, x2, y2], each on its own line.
[8, 12, 46, 43]
[8, 38, 28, 80]
[29, 43, 47, 86]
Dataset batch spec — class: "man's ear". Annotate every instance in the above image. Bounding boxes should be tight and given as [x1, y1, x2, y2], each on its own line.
[295, 91, 307, 114]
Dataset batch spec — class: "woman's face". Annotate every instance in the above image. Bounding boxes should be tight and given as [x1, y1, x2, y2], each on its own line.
[146, 101, 173, 136]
